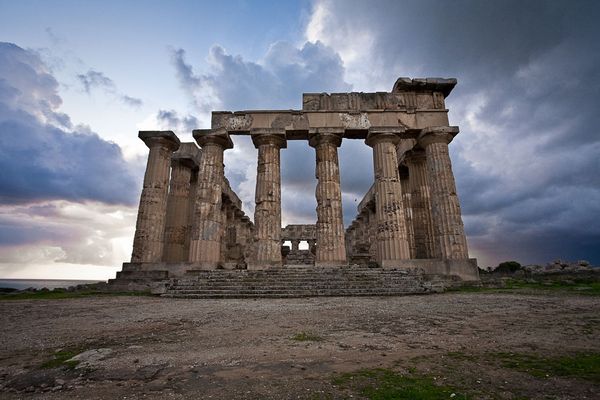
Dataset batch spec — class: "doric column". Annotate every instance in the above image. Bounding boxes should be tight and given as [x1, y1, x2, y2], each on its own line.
[365, 127, 411, 267]
[163, 143, 201, 262]
[399, 166, 416, 259]
[405, 149, 436, 259]
[418, 126, 469, 259]
[251, 130, 286, 267]
[291, 240, 300, 251]
[309, 129, 347, 266]
[131, 131, 180, 262]
[189, 129, 233, 266]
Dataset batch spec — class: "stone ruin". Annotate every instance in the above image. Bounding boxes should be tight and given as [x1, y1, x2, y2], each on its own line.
[112, 77, 479, 288]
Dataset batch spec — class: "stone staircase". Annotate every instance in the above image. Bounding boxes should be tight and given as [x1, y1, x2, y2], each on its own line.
[160, 266, 459, 298]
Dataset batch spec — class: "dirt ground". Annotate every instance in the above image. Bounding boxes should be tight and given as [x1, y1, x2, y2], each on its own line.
[0, 291, 598, 399]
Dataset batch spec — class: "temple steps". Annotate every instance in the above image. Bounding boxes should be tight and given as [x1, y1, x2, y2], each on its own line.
[160, 267, 458, 298]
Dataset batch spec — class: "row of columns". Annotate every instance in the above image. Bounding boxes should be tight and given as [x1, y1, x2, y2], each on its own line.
[132, 124, 468, 268]
[347, 126, 469, 263]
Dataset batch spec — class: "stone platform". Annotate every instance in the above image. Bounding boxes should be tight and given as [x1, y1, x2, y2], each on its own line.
[108, 263, 475, 298]
[159, 266, 462, 298]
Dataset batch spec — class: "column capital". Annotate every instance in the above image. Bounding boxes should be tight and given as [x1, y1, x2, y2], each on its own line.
[139, 131, 180, 151]
[365, 126, 406, 147]
[404, 148, 427, 164]
[418, 126, 459, 147]
[172, 142, 202, 168]
[193, 129, 233, 149]
[251, 129, 287, 149]
[308, 128, 343, 148]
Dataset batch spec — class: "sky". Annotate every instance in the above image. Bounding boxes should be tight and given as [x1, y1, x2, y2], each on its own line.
[0, 0, 599, 280]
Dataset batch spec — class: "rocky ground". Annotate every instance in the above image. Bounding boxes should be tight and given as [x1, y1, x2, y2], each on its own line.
[0, 290, 598, 399]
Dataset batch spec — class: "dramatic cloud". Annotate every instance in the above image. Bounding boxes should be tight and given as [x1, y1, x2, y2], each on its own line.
[156, 109, 199, 133]
[170, 41, 357, 222]
[0, 42, 140, 273]
[305, 0, 600, 265]
[77, 68, 143, 108]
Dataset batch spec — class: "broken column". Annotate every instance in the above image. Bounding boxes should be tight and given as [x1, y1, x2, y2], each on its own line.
[163, 143, 201, 262]
[309, 129, 347, 266]
[418, 126, 469, 259]
[131, 131, 180, 263]
[189, 129, 233, 266]
[365, 127, 411, 267]
[405, 149, 437, 258]
[251, 129, 286, 267]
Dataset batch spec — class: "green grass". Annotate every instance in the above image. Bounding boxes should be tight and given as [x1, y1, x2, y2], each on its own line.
[333, 368, 465, 400]
[290, 332, 323, 342]
[0, 289, 152, 300]
[40, 349, 82, 370]
[450, 278, 600, 296]
[492, 352, 600, 383]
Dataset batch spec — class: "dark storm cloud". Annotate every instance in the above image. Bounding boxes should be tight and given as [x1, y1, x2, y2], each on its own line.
[307, 0, 600, 265]
[0, 42, 138, 205]
[170, 40, 354, 222]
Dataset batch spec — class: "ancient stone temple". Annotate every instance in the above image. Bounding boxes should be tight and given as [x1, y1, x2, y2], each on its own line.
[112, 77, 479, 293]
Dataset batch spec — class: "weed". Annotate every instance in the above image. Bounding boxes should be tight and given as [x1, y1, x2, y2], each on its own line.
[40, 349, 82, 370]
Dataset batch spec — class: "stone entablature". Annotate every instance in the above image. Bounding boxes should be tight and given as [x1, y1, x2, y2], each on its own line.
[118, 77, 478, 282]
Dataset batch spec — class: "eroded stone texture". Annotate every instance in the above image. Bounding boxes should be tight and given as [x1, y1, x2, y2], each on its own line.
[419, 126, 468, 259]
[189, 130, 233, 266]
[252, 131, 286, 267]
[366, 128, 411, 267]
[163, 143, 201, 263]
[281, 225, 317, 265]
[399, 165, 416, 259]
[131, 131, 180, 262]
[405, 150, 437, 259]
[309, 130, 347, 266]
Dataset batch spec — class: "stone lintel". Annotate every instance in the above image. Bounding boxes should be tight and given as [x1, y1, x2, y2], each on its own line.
[392, 77, 457, 97]
[418, 126, 460, 147]
[396, 138, 418, 164]
[139, 130, 180, 150]
[172, 142, 202, 167]
[365, 126, 405, 147]
[250, 128, 287, 149]
[192, 129, 233, 149]
[211, 110, 449, 139]
[357, 183, 375, 213]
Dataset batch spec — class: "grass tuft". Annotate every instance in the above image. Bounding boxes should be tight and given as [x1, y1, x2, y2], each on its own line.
[492, 352, 600, 383]
[291, 332, 323, 342]
[40, 349, 82, 370]
[0, 290, 153, 301]
[333, 368, 465, 400]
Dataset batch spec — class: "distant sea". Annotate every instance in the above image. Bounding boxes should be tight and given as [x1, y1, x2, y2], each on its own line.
[0, 279, 105, 290]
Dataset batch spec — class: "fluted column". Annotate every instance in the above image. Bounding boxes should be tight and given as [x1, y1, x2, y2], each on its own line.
[131, 131, 180, 262]
[309, 130, 347, 266]
[163, 143, 201, 262]
[189, 130, 233, 266]
[405, 150, 436, 259]
[251, 130, 286, 267]
[419, 126, 468, 259]
[399, 166, 416, 259]
[291, 240, 300, 251]
[365, 128, 411, 267]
